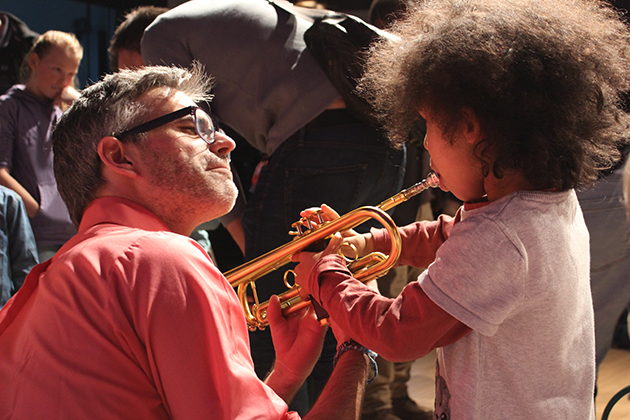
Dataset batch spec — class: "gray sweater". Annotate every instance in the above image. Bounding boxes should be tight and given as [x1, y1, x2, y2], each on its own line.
[142, 0, 341, 156]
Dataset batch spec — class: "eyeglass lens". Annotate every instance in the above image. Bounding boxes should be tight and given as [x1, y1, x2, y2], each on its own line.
[195, 108, 216, 145]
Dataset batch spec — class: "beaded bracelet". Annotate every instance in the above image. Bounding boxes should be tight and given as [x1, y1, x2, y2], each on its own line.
[333, 339, 379, 384]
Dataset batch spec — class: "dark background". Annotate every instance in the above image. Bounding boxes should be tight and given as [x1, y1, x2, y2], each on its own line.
[1, 0, 375, 89]
[3, 0, 628, 96]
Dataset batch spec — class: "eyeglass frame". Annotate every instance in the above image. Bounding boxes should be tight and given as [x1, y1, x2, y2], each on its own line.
[114, 105, 216, 145]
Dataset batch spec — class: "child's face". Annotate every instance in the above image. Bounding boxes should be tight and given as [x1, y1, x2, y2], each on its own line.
[27, 46, 80, 102]
[421, 109, 486, 202]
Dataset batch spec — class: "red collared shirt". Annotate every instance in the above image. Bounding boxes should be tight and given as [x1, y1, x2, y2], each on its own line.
[0, 196, 297, 420]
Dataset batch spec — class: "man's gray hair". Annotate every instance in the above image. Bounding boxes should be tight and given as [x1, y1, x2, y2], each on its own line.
[52, 64, 214, 226]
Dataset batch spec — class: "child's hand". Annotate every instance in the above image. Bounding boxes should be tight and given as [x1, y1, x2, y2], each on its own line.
[292, 232, 344, 299]
[54, 86, 80, 109]
[299, 204, 374, 258]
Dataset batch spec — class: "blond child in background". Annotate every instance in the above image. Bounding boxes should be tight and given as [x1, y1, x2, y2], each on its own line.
[294, 0, 630, 418]
[0, 30, 82, 261]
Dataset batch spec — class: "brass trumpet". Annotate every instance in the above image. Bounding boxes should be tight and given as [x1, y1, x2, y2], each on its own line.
[226, 172, 439, 331]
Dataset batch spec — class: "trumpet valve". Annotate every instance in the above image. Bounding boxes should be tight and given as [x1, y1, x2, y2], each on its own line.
[289, 220, 306, 236]
[290, 210, 326, 237]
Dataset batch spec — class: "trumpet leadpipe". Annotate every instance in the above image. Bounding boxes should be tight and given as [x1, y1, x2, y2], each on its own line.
[226, 172, 438, 288]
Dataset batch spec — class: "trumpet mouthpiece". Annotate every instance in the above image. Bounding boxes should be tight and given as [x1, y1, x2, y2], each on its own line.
[377, 172, 440, 211]
[425, 172, 439, 189]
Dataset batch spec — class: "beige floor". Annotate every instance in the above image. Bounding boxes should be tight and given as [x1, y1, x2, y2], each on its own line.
[406, 348, 630, 419]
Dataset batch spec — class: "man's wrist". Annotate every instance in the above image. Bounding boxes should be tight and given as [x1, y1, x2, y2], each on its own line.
[333, 339, 378, 384]
[264, 365, 305, 405]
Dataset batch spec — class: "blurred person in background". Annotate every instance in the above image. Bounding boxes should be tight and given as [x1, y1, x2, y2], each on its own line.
[0, 30, 82, 261]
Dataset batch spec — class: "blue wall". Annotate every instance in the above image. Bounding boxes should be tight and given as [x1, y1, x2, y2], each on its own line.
[2, 0, 118, 88]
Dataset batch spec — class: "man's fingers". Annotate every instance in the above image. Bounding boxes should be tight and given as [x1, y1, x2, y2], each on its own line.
[266, 295, 284, 327]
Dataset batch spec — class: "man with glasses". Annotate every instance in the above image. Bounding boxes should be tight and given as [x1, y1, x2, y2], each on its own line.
[142, 3, 406, 412]
[0, 65, 371, 419]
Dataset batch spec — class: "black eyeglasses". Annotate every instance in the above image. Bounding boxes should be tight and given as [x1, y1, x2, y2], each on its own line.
[115, 106, 216, 145]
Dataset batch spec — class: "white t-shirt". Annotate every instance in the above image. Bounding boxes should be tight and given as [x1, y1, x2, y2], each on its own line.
[422, 190, 595, 419]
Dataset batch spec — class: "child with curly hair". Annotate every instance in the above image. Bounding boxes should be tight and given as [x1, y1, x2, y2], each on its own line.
[294, 0, 630, 418]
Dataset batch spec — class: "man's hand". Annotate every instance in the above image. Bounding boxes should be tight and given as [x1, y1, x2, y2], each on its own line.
[299, 203, 340, 223]
[264, 295, 327, 404]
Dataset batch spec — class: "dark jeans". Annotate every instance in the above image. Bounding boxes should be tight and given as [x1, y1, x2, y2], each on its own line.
[243, 109, 406, 415]
[578, 168, 630, 370]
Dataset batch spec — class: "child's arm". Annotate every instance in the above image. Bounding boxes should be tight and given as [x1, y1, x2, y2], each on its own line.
[301, 255, 471, 361]
[0, 168, 39, 218]
[371, 212, 459, 269]
[296, 205, 458, 269]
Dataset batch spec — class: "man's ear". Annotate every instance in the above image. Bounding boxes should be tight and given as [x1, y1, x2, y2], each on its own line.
[461, 107, 485, 145]
[97, 136, 139, 179]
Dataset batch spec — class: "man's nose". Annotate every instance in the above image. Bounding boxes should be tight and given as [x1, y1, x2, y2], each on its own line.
[209, 130, 236, 157]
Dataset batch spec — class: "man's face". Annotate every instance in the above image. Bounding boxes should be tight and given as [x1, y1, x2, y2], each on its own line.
[134, 89, 238, 229]
[116, 48, 145, 71]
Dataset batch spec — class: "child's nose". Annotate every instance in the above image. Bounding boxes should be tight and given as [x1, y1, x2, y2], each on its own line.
[62, 74, 74, 87]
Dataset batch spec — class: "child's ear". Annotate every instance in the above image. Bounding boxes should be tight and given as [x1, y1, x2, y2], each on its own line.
[27, 52, 40, 71]
[461, 107, 484, 145]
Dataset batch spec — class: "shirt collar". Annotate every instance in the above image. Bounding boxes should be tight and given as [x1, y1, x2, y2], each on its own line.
[78, 196, 172, 234]
[462, 197, 490, 211]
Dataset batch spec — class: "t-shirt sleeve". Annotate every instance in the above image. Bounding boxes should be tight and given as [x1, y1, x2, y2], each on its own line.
[420, 214, 526, 336]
